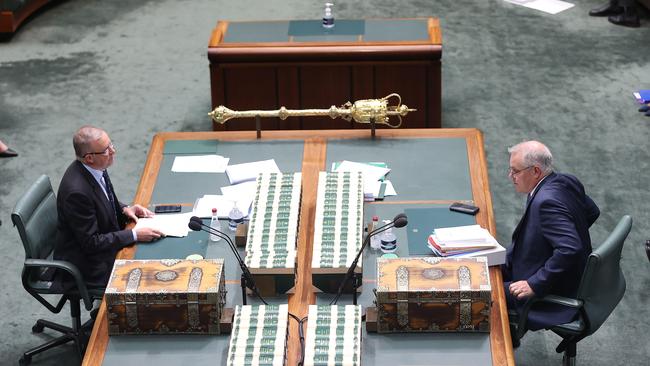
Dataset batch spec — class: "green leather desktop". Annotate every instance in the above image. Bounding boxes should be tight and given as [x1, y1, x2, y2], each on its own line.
[84, 129, 514, 366]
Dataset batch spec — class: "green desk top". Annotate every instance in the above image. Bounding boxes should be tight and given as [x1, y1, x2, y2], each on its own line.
[151, 140, 304, 204]
[326, 138, 473, 201]
[103, 135, 492, 366]
[223, 19, 430, 44]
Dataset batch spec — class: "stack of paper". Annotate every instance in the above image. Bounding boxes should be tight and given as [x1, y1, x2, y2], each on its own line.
[427, 225, 506, 265]
[331, 161, 396, 201]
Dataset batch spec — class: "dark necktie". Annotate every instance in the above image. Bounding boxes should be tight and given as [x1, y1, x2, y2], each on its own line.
[102, 170, 118, 214]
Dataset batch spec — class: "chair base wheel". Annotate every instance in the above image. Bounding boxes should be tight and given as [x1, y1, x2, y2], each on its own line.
[32, 323, 44, 333]
[20, 355, 31, 365]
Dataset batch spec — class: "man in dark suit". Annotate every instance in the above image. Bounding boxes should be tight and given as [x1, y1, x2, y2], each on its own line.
[502, 141, 600, 332]
[55, 126, 162, 287]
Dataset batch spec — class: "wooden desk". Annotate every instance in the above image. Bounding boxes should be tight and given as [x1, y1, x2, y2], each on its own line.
[208, 18, 442, 130]
[83, 129, 514, 366]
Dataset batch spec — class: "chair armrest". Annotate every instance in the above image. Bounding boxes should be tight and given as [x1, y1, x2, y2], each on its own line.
[514, 295, 584, 339]
[24, 259, 94, 311]
[538, 294, 583, 309]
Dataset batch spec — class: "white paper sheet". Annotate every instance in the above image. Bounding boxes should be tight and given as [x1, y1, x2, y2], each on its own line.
[366, 180, 397, 199]
[221, 180, 257, 202]
[193, 194, 252, 218]
[133, 212, 193, 237]
[504, 0, 574, 15]
[171, 155, 229, 173]
[332, 160, 390, 183]
[225, 159, 281, 184]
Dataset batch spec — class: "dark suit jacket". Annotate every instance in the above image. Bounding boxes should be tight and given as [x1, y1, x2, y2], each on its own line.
[54, 160, 134, 287]
[502, 172, 600, 330]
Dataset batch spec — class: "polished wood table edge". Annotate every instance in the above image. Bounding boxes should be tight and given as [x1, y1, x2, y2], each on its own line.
[286, 138, 326, 365]
[0, 0, 51, 34]
[82, 133, 167, 366]
[467, 130, 515, 366]
[154, 128, 479, 141]
[83, 128, 513, 366]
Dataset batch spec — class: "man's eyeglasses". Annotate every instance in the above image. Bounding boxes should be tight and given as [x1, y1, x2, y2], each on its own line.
[508, 166, 533, 176]
[84, 142, 115, 157]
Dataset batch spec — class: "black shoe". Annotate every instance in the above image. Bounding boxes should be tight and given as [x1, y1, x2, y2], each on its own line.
[0, 148, 18, 158]
[589, 2, 623, 17]
[608, 11, 641, 27]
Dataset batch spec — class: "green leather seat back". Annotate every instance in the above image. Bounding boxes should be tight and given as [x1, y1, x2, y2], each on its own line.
[576, 215, 632, 336]
[12, 174, 59, 261]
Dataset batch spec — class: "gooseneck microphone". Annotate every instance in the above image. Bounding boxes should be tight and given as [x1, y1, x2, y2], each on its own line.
[330, 213, 408, 305]
[188, 216, 267, 305]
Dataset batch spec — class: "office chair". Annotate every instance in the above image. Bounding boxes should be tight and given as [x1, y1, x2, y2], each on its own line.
[12, 175, 103, 365]
[509, 215, 632, 366]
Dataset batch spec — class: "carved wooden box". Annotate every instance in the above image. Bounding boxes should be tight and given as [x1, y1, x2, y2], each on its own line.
[375, 256, 491, 333]
[105, 258, 226, 335]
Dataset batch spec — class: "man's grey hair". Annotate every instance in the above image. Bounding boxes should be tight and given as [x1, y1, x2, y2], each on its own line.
[73, 125, 104, 159]
[508, 140, 554, 174]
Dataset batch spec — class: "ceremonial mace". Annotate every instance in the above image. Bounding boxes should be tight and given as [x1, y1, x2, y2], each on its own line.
[208, 93, 416, 139]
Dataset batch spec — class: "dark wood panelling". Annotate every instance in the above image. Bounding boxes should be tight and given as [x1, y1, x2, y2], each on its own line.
[221, 67, 278, 131]
[276, 66, 302, 130]
[375, 64, 428, 128]
[299, 65, 354, 130]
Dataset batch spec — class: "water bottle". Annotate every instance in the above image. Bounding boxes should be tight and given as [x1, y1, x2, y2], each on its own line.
[209, 208, 221, 242]
[369, 215, 381, 250]
[228, 203, 244, 232]
[380, 220, 397, 253]
[322, 3, 334, 29]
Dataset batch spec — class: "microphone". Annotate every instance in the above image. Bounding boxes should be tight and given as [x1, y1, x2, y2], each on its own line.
[188, 216, 267, 305]
[330, 213, 408, 305]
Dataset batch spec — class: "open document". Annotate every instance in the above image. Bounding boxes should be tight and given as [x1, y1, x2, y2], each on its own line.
[134, 212, 194, 237]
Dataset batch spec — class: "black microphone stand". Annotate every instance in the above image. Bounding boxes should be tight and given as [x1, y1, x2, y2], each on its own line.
[330, 221, 397, 306]
[192, 220, 267, 305]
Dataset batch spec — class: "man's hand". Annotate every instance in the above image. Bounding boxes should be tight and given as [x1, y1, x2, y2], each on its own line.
[135, 227, 163, 242]
[509, 280, 535, 300]
[123, 204, 154, 222]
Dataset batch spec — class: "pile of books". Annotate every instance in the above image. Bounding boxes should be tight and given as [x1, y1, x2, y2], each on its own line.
[427, 225, 505, 265]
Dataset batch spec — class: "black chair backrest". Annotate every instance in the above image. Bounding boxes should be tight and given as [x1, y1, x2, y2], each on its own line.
[12, 175, 59, 260]
[576, 215, 632, 336]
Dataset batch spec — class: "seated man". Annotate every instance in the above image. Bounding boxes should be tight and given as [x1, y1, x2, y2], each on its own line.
[55, 125, 162, 288]
[503, 141, 600, 333]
